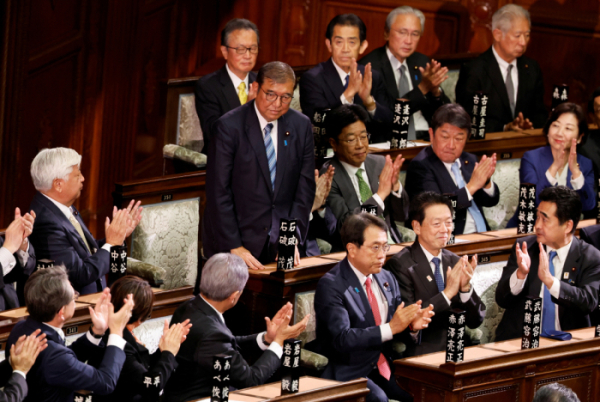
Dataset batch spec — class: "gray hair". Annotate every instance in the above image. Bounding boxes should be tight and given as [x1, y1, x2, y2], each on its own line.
[30, 147, 81, 191]
[532, 383, 580, 402]
[24, 265, 73, 322]
[221, 18, 260, 47]
[385, 6, 425, 33]
[492, 4, 530, 33]
[256, 61, 296, 87]
[200, 253, 249, 302]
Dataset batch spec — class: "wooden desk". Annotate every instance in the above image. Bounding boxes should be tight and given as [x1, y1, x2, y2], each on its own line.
[395, 327, 600, 402]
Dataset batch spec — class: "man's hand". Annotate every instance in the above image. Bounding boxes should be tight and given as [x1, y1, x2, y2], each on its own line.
[389, 301, 422, 335]
[357, 63, 375, 111]
[411, 304, 435, 331]
[3, 214, 26, 254]
[515, 241, 531, 280]
[19, 209, 36, 252]
[104, 209, 131, 246]
[343, 59, 362, 101]
[247, 81, 259, 102]
[538, 243, 555, 289]
[108, 293, 135, 338]
[10, 329, 48, 374]
[121, 200, 143, 237]
[159, 319, 192, 356]
[232, 246, 265, 270]
[89, 288, 111, 335]
[504, 112, 533, 132]
[376, 155, 394, 201]
[273, 312, 310, 347]
[443, 257, 464, 300]
[461, 254, 476, 292]
[391, 155, 405, 193]
[264, 302, 293, 344]
[418, 60, 448, 97]
[466, 153, 496, 195]
[312, 165, 335, 212]
[567, 139, 582, 180]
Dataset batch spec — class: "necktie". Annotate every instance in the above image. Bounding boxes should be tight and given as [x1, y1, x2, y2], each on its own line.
[344, 75, 349, 90]
[398, 65, 416, 140]
[451, 161, 487, 233]
[356, 169, 373, 203]
[238, 82, 247, 105]
[69, 214, 92, 254]
[264, 123, 276, 190]
[540, 250, 572, 340]
[505, 64, 515, 118]
[432, 257, 445, 293]
[364, 277, 392, 380]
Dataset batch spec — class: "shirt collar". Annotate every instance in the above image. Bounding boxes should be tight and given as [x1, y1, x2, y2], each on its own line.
[253, 100, 279, 131]
[442, 157, 461, 171]
[225, 63, 249, 93]
[419, 243, 443, 264]
[386, 46, 406, 72]
[330, 58, 350, 85]
[200, 294, 225, 324]
[348, 260, 372, 288]
[43, 322, 65, 341]
[339, 160, 366, 178]
[492, 45, 517, 72]
[546, 238, 573, 265]
[41, 193, 73, 220]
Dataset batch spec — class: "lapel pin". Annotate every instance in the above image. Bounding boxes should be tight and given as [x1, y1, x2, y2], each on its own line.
[525, 64, 529, 68]
[414, 66, 418, 70]
[354, 287, 360, 294]
[464, 160, 469, 164]
[571, 267, 576, 272]
[383, 282, 390, 291]
[285, 131, 290, 136]
[563, 272, 569, 280]
[426, 275, 433, 282]
[284, 140, 288, 146]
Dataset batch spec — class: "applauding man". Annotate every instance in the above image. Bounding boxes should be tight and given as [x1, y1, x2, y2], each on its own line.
[385, 192, 485, 356]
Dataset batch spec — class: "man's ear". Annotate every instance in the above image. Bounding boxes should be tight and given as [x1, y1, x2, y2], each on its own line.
[565, 219, 574, 235]
[220, 45, 229, 61]
[492, 29, 504, 44]
[346, 242, 358, 259]
[412, 221, 421, 236]
[325, 39, 333, 54]
[329, 138, 338, 153]
[359, 39, 369, 55]
[228, 290, 240, 305]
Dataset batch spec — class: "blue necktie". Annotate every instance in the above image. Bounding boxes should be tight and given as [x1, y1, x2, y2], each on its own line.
[541, 250, 572, 340]
[264, 123, 276, 190]
[432, 257, 444, 293]
[344, 75, 349, 90]
[451, 161, 487, 232]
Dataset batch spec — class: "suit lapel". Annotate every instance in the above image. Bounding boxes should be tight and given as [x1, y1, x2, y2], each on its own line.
[528, 242, 543, 296]
[406, 53, 422, 93]
[427, 147, 458, 193]
[245, 102, 273, 194]
[373, 273, 394, 321]
[411, 242, 442, 296]
[323, 59, 346, 104]
[340, 258, 374, 325]
[218, 66, 242, 111]
[72, 207, 99, 252]
[483, 49, 512, 119]
[558, 239, 581, 322]
[380, 49, 399, 99]
[515, 57, 529, 113]
[459, 154, 474, 184]
[273, 114, 289, 198]
[364, 156, 380, 193]
[330, 158, 361, 209]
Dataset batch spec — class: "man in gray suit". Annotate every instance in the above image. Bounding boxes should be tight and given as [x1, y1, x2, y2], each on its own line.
[321, 104, 408, 243]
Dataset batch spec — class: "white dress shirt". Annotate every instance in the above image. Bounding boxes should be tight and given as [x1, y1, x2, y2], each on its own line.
[0, 244, 29, 277]
[509, 240, 572, 331]
[331, 59, 376, 116]
[254, 102, 279, 159]
[348, 260, 393, 342]
[43, 322, 127, 349]
[419, 244, 473, 305]
[386, 47, 429, 131]
[492, 45, 519, 107]
[442, 159, 496, 234]
[225, 63, 249, 95]
[545, 165, 584, 190]
[339, 160, 403, 211]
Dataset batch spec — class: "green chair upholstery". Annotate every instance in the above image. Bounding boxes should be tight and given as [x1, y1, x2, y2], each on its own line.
[163, 93, 206, 169]
[483, 159, 521, 230]
[295, 291, 329, 371]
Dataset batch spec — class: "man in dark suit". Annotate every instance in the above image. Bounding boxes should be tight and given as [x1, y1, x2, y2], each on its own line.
[580, 225, 600, 251]
[300, 14, 393, 143]
[321, 105, 408, 244]
[455, 4, 547, 133]
[6, 266, 134, 402]
[495, 186, 600, 342]
[203, 62, 315, 269]
[195, 19, 259, 151]
[577, 86, 600, 219]
[405, 104, 499, 235]
[29, 148, 142, 295]
[315, 213, 434, 402]
[359, 6, 449, 140]
[164, 253, 309, 402]
[0, 208, 36, 309]
[385, 192, 485, 356]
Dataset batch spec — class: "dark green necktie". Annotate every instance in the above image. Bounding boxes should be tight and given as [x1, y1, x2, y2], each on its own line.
[356, 168, 372, 203]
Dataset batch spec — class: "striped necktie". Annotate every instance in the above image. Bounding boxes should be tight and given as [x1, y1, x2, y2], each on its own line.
[451, 161, 487, 232]
[264, 123, 276, 190]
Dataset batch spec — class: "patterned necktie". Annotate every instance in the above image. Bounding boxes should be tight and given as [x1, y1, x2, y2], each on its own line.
[69, 214, 91, 254]
[432, 257, 445, 293]
[505, 64, 515, 118]
[344, 75, 349, 90]
[398, 65, 416, 140]
[264, 123, 276, 190]
[356, 169, 373, 203]
[450, 161, 487, 232]
[238, 82, 247, 105]
[364, 277, 392, 380]
[542, 251, 558, 335]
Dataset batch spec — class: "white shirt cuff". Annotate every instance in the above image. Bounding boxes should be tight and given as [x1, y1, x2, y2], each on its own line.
[545, 170, 558, 186]
[367, 107, 376, 117]
[570, 173, 585, 190]
[0, 247, 16, 276]
[102, 243, 112, 252]
[107, 333, 127, 349]
[372, 194, 385, 211]
[268, 340, 283, 359]
[390, 182, 403, 198]
[15, 242, 29, 267]
[86, 330, 103, 346]
[459, 286, 474, 303]
[13, 370, 26, 379]
[549, 277, 560, 299]
[465, 186, 473, 201]
[482, 181, 496, 196]
[257, 332, 269, 351]
[380, 323, 393, 342]
[308, 212, 313, 222]
[340, 94, 351, 105]
[509, 270, 526, 295]
[441, 291, 451, 306]
[317, 207, 327, 219]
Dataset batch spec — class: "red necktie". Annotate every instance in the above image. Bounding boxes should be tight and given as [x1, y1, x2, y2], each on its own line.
[365, 277, 391, 380]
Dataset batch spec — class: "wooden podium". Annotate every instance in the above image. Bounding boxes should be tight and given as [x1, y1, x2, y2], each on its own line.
[395, 327, 600, 402]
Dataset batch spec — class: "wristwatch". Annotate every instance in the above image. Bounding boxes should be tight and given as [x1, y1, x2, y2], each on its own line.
[261, 332, 271, 346]
[89, 326, 105, 339]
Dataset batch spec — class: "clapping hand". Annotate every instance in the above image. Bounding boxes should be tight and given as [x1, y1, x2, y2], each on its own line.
[515, 241, 531, 279]
[10, 329, 48, 374]
[159, 319, 192, 356]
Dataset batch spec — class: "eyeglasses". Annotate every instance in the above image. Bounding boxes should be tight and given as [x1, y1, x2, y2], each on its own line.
[261, 88, 293, 104]
[392, 29, 421, 39]
[226, 45, 259, 55]
[364, 243, 391, 254]
[341, 133, 371, 146]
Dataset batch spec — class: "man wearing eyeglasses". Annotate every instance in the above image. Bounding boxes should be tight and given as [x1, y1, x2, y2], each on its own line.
[322, 105, 408, 245]
[314, 212, 434, 402]
[195, 18, 259, 151]
[385, 192, 485, 356]
[203, 61, 315, 270]
[359, 6, 449, 141]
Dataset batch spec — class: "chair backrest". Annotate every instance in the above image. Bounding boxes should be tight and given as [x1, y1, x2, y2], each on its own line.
[294, 290, 317, 346]
[469, 261, 507, 343]
[482, 158, 521, 230]
[176, 94, 204, 152]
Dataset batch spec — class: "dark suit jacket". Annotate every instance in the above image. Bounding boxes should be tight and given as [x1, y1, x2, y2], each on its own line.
[359, 46, 449, 122]
[456, 47, 547, 133]
[495, 235, 600, 341]
[203, 101, 315, 262]
[322, 154, 409, 244]
[299, 58, 393, 143]
[385, 241, 486, 356]
[164, 296, 281, 402]
[195, 65, 257, 151]
[507, 146, 595, 227]
[577, 129, 600, 219]
[29, 192, 108, 295]
[580, 225, 600, 251]
[6, 317, 126, 402]
[405, 146, 500, 234]
[301, 207, 339, 257]
[314, 258, 414, 381]
[0, 238, 36, 310]
[0, 359, 27, 402]
[95, 328, 177, 402]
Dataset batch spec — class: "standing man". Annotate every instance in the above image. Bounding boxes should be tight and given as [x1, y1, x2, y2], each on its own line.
[404, 104, 499, 235]
[315, 213, 434, 402]
[300, 14, 393, 143]
[195, 18, 259, 151]
[456, 4, 547, 133]
[29, 148, 142, 295]
[385, 192, 485, 356]
[203, 62, 315, 269]
[495, 186, 600, 342]
[322, 105, 408, 243]
[360, 6, 449, 141]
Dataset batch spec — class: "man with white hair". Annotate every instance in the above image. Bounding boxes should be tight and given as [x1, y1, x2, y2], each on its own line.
[359, 6, 450, 141]
[28, 147, 142, 295]
[456, 4, 547, 133]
